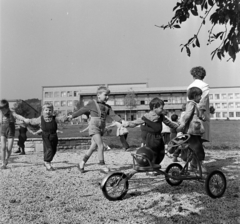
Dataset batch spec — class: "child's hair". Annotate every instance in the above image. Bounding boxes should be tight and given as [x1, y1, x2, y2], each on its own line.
[181, 103, 186, 111]
[187, 87, 202, 100]
[190, 66, 206, 80]
[149, 98, 164, 110]
[171, 114, 178, 122]
[42, 102, 54, 111]
[0, 99, 9, 109]
[97, 86, 110, 95]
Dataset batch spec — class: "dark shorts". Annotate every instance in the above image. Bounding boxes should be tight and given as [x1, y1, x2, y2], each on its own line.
[1, 123, 15, 138]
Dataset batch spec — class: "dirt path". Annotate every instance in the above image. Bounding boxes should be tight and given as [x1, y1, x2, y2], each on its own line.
[0, 148, 239, 224]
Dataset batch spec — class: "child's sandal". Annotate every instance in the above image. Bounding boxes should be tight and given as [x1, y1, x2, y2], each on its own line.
[77, 164, 85, 173]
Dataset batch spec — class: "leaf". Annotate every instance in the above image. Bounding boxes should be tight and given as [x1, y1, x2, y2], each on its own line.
[195, 37, 200, 47]
[228, 44, 236, 62]
[203, 19, 205, 24]
[217, 51, 222, 60]
[173, 24, 181, 28]
[186, 46, 191, 57]
[208, 0, 214, 7]
[191, 9, 198, 16]
[192, 43, 195, 48]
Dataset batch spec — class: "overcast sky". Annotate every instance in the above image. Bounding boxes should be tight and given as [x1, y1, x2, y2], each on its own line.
[1, 0, 239, 100]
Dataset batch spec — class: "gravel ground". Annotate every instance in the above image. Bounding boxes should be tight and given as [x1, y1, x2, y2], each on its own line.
[0, 148, 239, 224]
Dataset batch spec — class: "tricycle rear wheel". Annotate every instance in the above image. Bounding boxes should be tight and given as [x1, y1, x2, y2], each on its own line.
[205, 170, 226, 198]
[165, 163, 183, 186]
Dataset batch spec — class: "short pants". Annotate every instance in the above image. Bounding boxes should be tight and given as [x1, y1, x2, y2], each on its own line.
[88, 117, 105, 136]
[1, 123, 15, 138]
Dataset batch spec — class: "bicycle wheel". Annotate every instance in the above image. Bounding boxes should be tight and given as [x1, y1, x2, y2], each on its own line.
[165, 163, 183, 186]
[101, 172, 129, 201]
[205, 170, 227, 198]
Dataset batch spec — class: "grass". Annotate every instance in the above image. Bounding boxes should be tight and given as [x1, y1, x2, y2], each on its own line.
[24, 120, 240, 150]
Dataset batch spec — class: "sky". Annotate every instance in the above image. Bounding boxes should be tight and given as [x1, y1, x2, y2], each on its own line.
[1, 0, 239, 100]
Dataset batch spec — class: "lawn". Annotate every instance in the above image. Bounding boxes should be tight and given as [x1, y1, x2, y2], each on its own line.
[25, 120, 240, 150]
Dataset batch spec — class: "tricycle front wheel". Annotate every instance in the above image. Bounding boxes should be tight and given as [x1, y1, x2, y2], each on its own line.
[165, 163, 183, 186]
[101, 172, 129, 201]
[205, 170, 227, 198]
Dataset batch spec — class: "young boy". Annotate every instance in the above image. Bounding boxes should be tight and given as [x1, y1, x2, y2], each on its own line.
[68, 86, 122, 173]
[177, 87, 205, 171]
[0, 99, 29, 169]
[29, 102, 67, 171]
[124, 98, 179, 166]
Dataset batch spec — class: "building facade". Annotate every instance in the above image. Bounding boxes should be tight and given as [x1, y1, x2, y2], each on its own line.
[42, 84, 240, 121]
[209, 87, 240, 120]
[42, 83, 187, 121]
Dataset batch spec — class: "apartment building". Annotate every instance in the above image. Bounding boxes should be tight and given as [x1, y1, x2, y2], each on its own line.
[209, 86, 240, 120]
[42, 83, 187, 121]
[42, 83, 240, 121]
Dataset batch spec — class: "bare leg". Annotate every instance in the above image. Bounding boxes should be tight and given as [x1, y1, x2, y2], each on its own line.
[79, 136, 97, 170]
[1, 136, 7, 167]
[92, 134, 104, 162]
[6, 137, 14, 164]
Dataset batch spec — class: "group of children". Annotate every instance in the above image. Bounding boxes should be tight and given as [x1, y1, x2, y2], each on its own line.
[0, 85, 206, 173]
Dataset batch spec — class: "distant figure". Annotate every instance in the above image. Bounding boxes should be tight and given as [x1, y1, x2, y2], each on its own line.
[16, 126, 28, 155]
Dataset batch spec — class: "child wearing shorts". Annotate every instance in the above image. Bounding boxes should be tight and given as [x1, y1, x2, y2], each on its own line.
[68, 86, 122, 173]
[0, 99, 29, 169]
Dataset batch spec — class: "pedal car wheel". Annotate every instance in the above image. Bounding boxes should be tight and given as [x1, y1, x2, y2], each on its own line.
[205, 170, 226, 198]
[101, 172, 129, 201]
[165, 163, 183, 186]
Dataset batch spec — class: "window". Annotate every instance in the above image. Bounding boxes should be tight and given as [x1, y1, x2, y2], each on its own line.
[236, 112, 240, 117]
[215, 112, 220, 118]
[235, 93, 240, 99]
[54, 101, 60, 107]
[67, 101, 73, 107]
[215, 94, 220, 100]
[54, 92, 60, 97]
[73, 91, 79, 97]
[236, 102, 240, 108]
[61, 101, 66, 106]
[221, 94, 227, 99]
[222, 112, 228, 118]
[140, 100, 146, 105]
[229, 112, 234, 117]
[228, 93, 234, 99]
[228, 102, 234, 108]
[67, 91, 73, 97]
[45, 92, 53, 98]
[115, 99, 124, 105]
[215, 103, 221, 109]
[222, 103, 227, 108]
[209, 94, 213, 100]
[61, 91, 67, 97]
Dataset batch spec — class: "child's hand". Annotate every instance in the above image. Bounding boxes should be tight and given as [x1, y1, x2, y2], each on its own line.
[24, 119, 30, 124]
[67, 115, 73, 120]
[121, 120, 128, 127]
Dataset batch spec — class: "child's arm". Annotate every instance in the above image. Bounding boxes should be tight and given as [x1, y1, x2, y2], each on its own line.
[141, 116, 162, 132]
[12, 112, 30, 124]
[31, 128, 43, 135]
[69, 101, 93, 119]
[162, 116, 179, 130]
[123, 118, 145, 128]
[80, 126, 89, 133]
[28, 116, 41, 126]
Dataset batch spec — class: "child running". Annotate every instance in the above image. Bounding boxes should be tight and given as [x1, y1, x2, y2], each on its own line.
[28, 102, 67, 171]
[177, 87, 205, 171]
[68, 86, 122, 173]
[124, 98, 179, 166]
[0, 99, 29, 169]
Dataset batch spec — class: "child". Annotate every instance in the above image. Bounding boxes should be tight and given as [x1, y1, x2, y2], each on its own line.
[0, 99, 29, 169]
[68, 86, 122, 173]
[169, 114, 181, 162]
[105, 119, 129, 151]
[161, 110, 171, 150]
[28, 102, 67, 171]
[177, 87, 205, 171]
[124, 98, 179, 166]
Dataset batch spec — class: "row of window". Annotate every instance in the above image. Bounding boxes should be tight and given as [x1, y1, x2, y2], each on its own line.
[45, 91, 79, 98]
[211, 102, 240, 109]
[44, 100, 78, 107]
[212, 111, 240, 118]
[209, 93, 240, 100]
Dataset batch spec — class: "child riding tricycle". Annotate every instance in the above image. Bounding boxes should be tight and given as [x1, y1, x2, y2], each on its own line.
[100, 133, 227, 201]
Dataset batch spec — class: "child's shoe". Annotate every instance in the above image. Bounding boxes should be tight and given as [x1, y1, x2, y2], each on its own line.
[44, 162, 52, 171]
[172, 157, 179, 162]
[0, 165, 7, 170]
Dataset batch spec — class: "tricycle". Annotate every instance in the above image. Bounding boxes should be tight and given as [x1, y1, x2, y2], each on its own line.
[101, 134, 227, 201]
